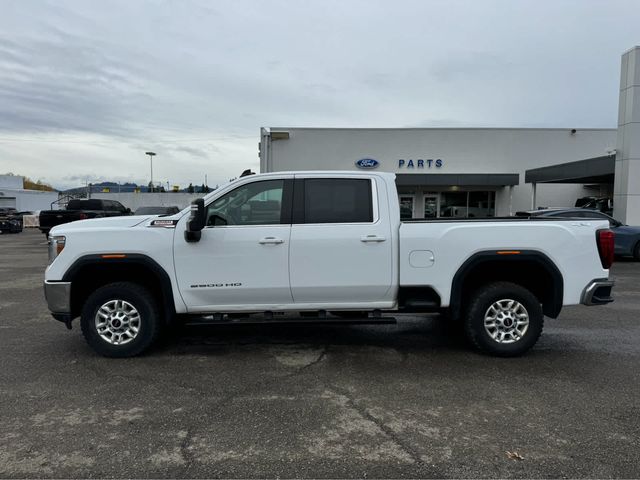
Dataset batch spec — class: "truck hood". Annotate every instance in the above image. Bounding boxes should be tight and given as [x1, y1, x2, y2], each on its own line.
[50, 215, 153, 235]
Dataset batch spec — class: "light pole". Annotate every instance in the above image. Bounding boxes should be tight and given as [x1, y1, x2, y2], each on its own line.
[145, 151, 156, 192]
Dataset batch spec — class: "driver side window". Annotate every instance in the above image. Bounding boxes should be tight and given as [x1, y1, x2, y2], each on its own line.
[206, 180, 284, 226]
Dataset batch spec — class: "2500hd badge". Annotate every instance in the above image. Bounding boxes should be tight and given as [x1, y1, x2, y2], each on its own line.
[190, 282, 243, 288]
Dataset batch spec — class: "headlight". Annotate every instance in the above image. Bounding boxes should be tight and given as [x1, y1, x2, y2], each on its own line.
[48, 235, 66, 264]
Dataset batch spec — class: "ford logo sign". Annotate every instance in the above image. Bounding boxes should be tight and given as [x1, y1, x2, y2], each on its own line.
[355, 158, 379, 169]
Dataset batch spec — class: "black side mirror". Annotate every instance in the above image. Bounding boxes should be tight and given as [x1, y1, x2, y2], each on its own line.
[185, 198, 206, 242]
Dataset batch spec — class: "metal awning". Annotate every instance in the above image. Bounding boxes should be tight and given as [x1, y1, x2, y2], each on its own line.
[525, 155, 615, 184]
[395, 173, 519, 187]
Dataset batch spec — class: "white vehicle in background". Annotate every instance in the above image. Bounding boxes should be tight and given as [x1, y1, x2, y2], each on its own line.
[44, 171, 615, 358]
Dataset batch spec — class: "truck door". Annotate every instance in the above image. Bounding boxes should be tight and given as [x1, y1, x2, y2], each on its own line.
[289, 176, 394, 306]
[174, 177, 294, 311]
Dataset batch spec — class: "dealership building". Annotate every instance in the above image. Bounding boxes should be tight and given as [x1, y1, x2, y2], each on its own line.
[259, 46, 640, 224]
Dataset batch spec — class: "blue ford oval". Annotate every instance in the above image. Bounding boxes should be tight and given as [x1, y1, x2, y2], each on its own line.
[355, 158, 380, 169]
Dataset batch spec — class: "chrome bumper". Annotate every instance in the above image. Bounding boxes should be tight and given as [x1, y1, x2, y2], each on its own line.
[44, 280, 71, 314]
[581, 279, 614, 306]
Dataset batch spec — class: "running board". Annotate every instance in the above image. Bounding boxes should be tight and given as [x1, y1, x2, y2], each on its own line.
[184, 314, 397, 326]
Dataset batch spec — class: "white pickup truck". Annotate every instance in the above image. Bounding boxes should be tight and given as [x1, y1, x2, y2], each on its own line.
[44, 171, 615, 358]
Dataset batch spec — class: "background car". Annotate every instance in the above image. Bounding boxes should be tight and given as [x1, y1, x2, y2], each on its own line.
[517, 208, 640, 260]
[39, 199, 132, 237]
[0, 207, 18, 216]
[0, 209, 23, 234]
[134, 206, 180, 216]
[575, 196, 613, 216]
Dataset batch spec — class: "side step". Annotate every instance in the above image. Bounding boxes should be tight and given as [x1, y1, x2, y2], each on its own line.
[184, 312, 397, 327]
[401, 299, 440, 312]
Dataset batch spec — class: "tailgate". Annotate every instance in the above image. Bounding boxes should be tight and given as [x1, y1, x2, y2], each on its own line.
[39, 211, 78, 228]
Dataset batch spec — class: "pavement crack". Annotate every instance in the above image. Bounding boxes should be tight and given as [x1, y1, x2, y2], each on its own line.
[329, 384, 425, 466]
[283, 345, 329, 377]
[299, 346, 328, 371]
[179, 427, 194, 466]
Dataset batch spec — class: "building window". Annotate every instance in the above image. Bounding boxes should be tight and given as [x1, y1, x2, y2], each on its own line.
[439, 192, 468, 218]
[439, 191, 495, 218]
[468, 191, 495, 218]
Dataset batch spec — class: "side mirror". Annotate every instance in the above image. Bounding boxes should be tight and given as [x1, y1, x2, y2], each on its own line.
[185, 198, 206, 242]
[126, 208, 132, 215]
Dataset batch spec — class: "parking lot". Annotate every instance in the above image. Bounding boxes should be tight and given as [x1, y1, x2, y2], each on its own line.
[0, 229, 639, 478]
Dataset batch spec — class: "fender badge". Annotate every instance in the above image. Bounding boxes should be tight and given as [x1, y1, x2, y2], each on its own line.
[150, 219, 178, 228]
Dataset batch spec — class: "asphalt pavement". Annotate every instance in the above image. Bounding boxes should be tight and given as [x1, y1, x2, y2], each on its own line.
[1, 229, 639, 478]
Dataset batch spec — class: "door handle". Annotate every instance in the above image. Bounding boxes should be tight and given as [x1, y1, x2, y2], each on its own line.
[259, 236, 284, 245]
[360, 234, 386, 243]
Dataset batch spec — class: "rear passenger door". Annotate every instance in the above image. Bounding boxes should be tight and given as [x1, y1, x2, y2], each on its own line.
[289, 175, 394, 307]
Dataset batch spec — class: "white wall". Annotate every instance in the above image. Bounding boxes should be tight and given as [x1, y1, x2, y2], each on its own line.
[0, 189, 59, 211]
[91, 192, 204, 211]
[0, 175, 23, 190]
[261, 128, 616, 215]
[614, 46, 640, 224]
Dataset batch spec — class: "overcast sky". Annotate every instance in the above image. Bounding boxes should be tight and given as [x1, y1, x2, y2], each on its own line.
[0, 0, 638, 190]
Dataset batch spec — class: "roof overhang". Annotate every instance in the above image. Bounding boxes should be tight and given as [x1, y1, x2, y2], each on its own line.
[525, 155, 615, 184]
[395, 173, 519, 187]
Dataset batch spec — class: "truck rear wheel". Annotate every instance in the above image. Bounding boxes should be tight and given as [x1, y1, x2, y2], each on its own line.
[464, 282, 543, 357]
[80, 282, 162, 357]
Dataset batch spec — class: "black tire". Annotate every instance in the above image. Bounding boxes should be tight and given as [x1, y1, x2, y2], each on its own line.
[633, 242, 640, 262]
[80, 282, 162, 357]
[464, 281, 543, 357]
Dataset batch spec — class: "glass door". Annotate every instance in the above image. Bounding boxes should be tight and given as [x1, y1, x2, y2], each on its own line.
[399, 196, 415, 220]
[424, 194, 439, 218]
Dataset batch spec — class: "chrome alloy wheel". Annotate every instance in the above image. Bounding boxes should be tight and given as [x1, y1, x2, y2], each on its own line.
[95, 299, 141, 345]
[483, 299, 529, 344]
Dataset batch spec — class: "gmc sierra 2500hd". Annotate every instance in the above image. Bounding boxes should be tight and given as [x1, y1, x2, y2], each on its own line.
[44, 171, 615, 357]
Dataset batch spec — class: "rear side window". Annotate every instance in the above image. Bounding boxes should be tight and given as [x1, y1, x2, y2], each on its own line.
[302, 178, 373, 223]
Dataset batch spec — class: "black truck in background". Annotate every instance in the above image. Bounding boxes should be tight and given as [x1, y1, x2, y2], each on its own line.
[39, 199, 131, 237]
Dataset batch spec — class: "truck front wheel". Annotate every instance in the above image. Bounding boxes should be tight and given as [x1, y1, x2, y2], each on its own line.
[464, 282, 543, 357]
[80, 282, 162, 357]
